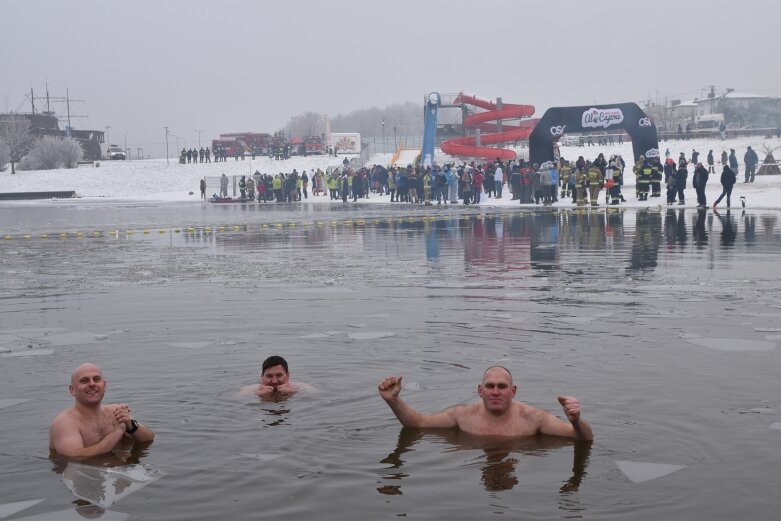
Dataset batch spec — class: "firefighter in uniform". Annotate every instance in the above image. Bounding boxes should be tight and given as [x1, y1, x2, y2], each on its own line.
[635, 155, 651, 201]
[559, 161, 572, 199]
[575, 165, 588, 207]
[609, 161, 622, 205]
[587, 163, 603, 207]
[650, 157, 663, 198]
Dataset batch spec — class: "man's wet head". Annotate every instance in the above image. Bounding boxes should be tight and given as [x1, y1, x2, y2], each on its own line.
[261, 356, 289, 389]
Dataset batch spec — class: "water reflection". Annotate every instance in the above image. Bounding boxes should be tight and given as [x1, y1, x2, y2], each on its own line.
[378, 428, 590, 494]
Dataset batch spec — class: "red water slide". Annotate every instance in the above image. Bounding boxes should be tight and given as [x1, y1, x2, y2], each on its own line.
[441, 93, 538, 160]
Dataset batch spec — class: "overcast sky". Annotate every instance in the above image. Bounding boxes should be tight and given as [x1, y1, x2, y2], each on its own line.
[2, 0, 778, 157]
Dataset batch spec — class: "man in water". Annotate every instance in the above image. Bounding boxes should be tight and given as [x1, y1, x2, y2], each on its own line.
[49, 363, 155, 458]
[243, 355, 310, 398]
[378, 366, 593, 440]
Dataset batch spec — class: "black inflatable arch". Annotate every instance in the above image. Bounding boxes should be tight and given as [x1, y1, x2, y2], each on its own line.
[529, 103, 659, 165]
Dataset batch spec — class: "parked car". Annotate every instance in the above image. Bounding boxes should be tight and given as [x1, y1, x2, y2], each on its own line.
[106, 146, 125, 160]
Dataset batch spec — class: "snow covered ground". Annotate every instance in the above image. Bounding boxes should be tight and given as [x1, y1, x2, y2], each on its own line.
[1, 135, 780, 209]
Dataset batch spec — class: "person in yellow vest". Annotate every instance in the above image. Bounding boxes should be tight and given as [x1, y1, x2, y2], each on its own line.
[587, 163, 603, 207]
[327, 174, 339, 200]
[272, 174, 283, 202]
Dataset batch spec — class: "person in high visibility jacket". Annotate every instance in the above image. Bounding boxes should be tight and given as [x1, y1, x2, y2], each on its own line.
[587, 164, 604, 207]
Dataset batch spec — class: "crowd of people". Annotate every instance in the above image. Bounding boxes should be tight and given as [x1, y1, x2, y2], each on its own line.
[200, 145, 760, 210]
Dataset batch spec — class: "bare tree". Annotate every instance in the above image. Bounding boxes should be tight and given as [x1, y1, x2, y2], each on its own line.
[0, 141, 9, 172]
[20, 135, 84, 170]
[0, 115, 33, 174]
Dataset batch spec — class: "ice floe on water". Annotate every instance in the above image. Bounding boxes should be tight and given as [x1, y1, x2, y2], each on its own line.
[239, 453, 284, 462]
[166, 341, 213, 350]
[479, 312, 512, 319]
[347, 331, 395, 341]
[2, 349, 55, 357]
[0, 398, 29, 411]
[62, 463, 164, 509]
[685, 337, 776, 352]
[10, 507, 128, 521]
[615, 460, 686, 484]
[0, 498, 44, 519]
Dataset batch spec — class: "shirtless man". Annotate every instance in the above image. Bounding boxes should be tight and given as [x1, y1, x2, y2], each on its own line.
[241, 355, 311, 398]
[378, 366, 593, 440]
[49, 363, 155, 458]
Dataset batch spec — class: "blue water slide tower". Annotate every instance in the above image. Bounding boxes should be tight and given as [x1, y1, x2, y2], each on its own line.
[421, 92, 440, 168]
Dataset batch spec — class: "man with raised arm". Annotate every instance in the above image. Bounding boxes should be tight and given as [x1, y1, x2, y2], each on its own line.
[378, 366, 593, 440]
[49, 363, 155, 458]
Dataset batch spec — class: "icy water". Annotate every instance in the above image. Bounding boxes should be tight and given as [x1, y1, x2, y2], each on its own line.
[1, 201, 781, 520]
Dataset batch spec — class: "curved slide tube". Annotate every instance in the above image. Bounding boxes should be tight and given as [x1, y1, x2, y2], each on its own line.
[441, 93, 537, 160]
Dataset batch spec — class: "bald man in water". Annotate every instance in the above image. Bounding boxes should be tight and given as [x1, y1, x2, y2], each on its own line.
[49, 363, 155, 458]
[378, 366, 593, 440]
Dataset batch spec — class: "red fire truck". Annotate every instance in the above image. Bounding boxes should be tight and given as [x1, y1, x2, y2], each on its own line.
[303, 135, 325, 155]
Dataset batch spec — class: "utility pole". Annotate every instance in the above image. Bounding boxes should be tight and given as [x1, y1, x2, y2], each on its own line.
[165, 126, 169, 165]
[195, 129, 204, 148]
[105, 126, 111, 146]
[382, 117, 385, 153]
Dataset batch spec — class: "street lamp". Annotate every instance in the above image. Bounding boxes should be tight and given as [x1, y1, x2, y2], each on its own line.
[165, 126, 169, 165]
[124, 132, 128, 161]
[382, 117, 385, 153]
[104, 126, 111, 145]
[195, 129, 204, 149]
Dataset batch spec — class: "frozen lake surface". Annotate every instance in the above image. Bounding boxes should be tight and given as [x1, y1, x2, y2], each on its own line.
[1, 201, 780, 520]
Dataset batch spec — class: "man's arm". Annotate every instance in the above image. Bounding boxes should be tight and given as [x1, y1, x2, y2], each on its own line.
[538, 396, 594, 441]
[378, 376, 459, 429]
[49, 415, 126, 458]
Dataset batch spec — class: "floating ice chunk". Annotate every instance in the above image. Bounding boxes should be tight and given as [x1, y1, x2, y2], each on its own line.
[0, 399, 29, 410]
[347, 323, 367, 328]
[298, 333, 330, 339]
[11, 508, 128, 521]
[686, 338, 776, 352]
[45, 332, 101, 346]
[367, 313, 390, 318]
[3, 349, 54, 357]
[0, 498, 44, 519]
[347, 332, 395, 341]
[239, 453, 284, 462]
[480, 313, 512, 320]
[754, 328, 781, 332]
[62, 463, 164, 508]
[770, 422, 781, 430]
[323, 331, 342, 336]
[615, 460, 686, 484]
[166, 341, 212, 349]
[750, 408, 776, 414]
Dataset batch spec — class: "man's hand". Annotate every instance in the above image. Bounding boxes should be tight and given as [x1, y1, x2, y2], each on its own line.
[378, 376, 403, 403]
[274, 383, 296, 396]
[557, 396, 581, 425]
[113, 404, 132, 431]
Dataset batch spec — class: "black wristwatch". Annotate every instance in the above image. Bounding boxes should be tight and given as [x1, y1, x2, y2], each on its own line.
[128, 419, 140, 434]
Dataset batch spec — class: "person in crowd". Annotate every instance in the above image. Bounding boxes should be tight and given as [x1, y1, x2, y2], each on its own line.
[200, 177, 206, 200]
[49, 363, 155, 458]
[728, 149, 739, 181]
[744, 146, 758, 183]
[675, 160, 688, 205]
[713, 164, 737, 209]
[692, 162, 710, 209]
[378, 366, 593, 440]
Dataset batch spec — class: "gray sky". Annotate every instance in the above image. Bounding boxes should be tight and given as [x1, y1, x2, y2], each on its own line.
[2, 0, 778, 157]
